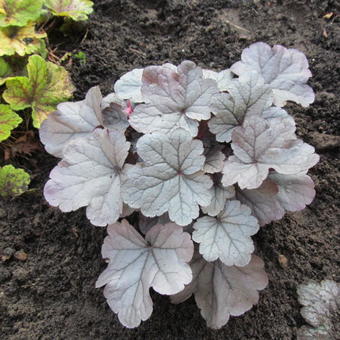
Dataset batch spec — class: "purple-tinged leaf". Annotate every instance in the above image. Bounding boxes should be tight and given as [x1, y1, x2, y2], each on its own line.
[236, 172, 316, 226]
[208, 72, 272, 142]
[40, 86, 129, 158]
[138, 213, 170, 235]
[231, 42, 314, 107]
[222, 116, 319, 189]
[44, 128, 130, 226]
[193, 200, 259, 266]
[202, 69, 233, 91]
[122, 129, 213, 226]
[297, 280, 339, 328]
[171, 253, 268, 329]
[114, 68, 144, 103]
[269, 172, 316, 211]
[201, 181, 235, 216]
[203, 145, 225, 174]
[129, 61, 218, 136]
[96, 220, 194, 328]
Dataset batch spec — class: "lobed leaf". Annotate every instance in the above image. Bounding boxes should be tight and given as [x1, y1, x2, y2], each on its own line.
[129, 61, 218, 136]
[114, 68, 144, 103]
[138, 213, 170, 235]
[203, 145, 225, 174]
[0, 57, 12, 85]
[0, 164, 30, 198]
[222, 116, 319, 189]
[122, 129, 213, 226]
[236, 172, 316, 226]
[202, 68, 233, 91]
[201, 182, 235, 216]
[231, 42, 315, 107]
[171, 253, 268, 329]
[39, 86, 129, 157]
[44, 0, 94, 21]
[297, 280, 339, 329]
[0, 104, 22, 142]
[0, 0, 43, 27]
[0, 25, 46, 57]
[208, 72, 272, 142]
[193, 200, 259, 266]
[96, 220, 194, 328]
[4, 55, 75, 128]
[44, 128, 130, 226]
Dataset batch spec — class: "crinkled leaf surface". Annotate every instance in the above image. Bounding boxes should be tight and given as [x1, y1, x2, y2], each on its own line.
[236, 172, 316, 226]
[44, 128, 130, 226]
[45, 0, 94, 21]
[39, 86, 128, 157]
[96, 220, 194, 328]
[0, 0, 43, 27]
[129, 61, 218, 136]
[208, 72, 272, 142]
[122, 129, 213, 226]
[4, 55, 75, 128]
[0, 104, 22, 142]
[202, 68, 233, 91]
[203, 145, 225, 174]
[231, 42, 315, 107]
[0, 164, 30, 198]
[171, 253, 268, 329]
[297, 280, 339, 328]
[222, 116, 319, 189]
[0, 25, 46, 56]
[114, 68, 144, 103]
[193, 200, 259, 266]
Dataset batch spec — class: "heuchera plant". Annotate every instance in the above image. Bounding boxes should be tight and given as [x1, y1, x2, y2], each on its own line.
[39, 42, 319, 329]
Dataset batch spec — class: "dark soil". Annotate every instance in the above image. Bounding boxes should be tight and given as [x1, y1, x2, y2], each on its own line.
[1, 0, 339, 339]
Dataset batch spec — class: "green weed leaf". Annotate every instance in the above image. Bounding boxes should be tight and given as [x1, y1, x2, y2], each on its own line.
[45, 0, 93, 21]
[0, 24, 46, 56]
[0, 57, 12, 84]
[0, 104, 22, 142]
[3, 55, 75, 128]
[0, 0, 44, 27]
[0, 165, 30, 198]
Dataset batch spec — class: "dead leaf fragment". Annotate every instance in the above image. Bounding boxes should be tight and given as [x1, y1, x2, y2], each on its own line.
[322, 12, 334, 19]
[14, 250, 28, 261]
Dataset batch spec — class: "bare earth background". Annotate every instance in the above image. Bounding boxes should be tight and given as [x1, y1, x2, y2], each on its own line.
[1, 0, 339, 339]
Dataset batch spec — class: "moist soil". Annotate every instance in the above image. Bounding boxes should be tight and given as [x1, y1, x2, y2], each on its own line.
[1, 0, 339, 339]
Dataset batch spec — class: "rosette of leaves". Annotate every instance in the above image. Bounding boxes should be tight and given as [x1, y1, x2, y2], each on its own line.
[39, 42, 319, 329]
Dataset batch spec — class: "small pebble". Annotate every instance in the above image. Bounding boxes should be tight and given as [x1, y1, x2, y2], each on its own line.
[278, 254, 288, 268]
[1, 247, 15, 262]
[14, 250, 28, 262]
[3, 247, 15, 257]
